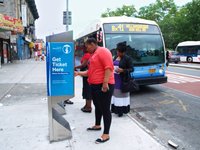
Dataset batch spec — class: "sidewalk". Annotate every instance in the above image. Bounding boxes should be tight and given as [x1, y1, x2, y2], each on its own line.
[0, 60, 166, 150]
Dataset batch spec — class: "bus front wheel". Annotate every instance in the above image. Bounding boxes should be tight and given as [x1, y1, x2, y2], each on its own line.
[187, 56, 193, 63]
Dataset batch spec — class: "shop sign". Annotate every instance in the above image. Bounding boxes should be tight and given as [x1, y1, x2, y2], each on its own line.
[0, 14, 23, 33]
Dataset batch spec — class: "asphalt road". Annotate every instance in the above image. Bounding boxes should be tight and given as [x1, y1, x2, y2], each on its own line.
[168, 66, 200, 77]
[130, 65, 200, 150]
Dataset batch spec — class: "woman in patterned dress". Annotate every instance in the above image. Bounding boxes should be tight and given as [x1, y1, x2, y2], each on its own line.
[111, 42, 133, 117]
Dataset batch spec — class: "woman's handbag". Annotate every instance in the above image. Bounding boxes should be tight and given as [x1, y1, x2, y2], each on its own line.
[121, 78, 139, 93]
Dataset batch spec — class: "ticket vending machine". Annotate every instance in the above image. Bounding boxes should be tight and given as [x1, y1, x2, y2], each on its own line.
[46, 31, 74, 142]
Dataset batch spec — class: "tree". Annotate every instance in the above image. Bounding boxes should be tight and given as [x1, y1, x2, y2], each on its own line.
[179, 0, 200, 41]
[170, 0, 200, 48]
[137, 0, 178, 49]
[173, 6, 189, 43]
[133, 0, 200, 49]
[101, 0, 200, 49]
[101, 5, 137, 17]
[138, 0, 177, 22]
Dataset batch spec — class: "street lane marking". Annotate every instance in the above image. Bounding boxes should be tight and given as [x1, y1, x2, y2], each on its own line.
[178, 100, 187, 112]
[168, 75, 200, 83]
[166, 72, 200, 84]
[150, 97, 156, 101]
[159, 99, 187, 112]
[159, 100, 175, 105]
[167, 71, 200, 79]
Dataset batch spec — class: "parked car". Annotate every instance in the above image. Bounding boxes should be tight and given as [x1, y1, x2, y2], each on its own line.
[169, 51, 180, 63]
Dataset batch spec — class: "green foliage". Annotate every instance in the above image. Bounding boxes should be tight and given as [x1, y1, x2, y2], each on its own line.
[182, 0, 200, 41]
[170, 0, 200, 48]
[135, 0, 179, 49]
[101, 0, 200, 49]
[101, 5, 137, 17]
[138, 0, 177, 21]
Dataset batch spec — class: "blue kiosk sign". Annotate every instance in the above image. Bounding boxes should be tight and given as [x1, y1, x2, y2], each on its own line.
[47, 42, 74, 96]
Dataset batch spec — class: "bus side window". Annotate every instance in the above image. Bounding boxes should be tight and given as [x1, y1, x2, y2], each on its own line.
[198, 50, 200, 55]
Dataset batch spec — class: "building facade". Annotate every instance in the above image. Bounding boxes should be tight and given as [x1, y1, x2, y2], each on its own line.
[0, 0, 39, 65]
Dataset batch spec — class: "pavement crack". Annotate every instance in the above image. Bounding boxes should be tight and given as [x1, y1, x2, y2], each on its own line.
[0, 83, 16, 102]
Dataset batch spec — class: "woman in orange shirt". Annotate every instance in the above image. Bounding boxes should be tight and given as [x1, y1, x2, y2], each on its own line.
[75, 38, 114, 144]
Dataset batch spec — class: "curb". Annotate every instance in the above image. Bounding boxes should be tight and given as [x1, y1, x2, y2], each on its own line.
[127, 113, 167, 148]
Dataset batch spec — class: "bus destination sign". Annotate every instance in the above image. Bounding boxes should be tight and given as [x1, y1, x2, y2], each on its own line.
[104, 23, 160, 34]
[112, 24, 149, 32]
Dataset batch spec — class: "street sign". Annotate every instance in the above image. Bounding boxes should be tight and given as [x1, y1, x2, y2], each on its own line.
[63, 11, 72, 25]
[63, 11, 67, 25]
[47, 42, 74, 96]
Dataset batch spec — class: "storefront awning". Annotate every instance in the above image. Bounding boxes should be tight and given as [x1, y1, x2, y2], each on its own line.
[0, 14, 24, 33]
[26, 0, 39, 20]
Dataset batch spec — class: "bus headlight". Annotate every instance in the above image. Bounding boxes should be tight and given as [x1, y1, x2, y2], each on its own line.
[159, 68, 164, 74]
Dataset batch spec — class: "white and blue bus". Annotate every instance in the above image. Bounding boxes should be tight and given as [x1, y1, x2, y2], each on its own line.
[75, 16, 167, 85]
[175, 41, 200, 63]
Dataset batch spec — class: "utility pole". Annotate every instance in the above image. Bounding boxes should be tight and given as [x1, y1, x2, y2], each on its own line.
[66, 0, 68, 31]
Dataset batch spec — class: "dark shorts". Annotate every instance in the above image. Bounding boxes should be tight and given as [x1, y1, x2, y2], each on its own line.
[82, 77, 92, 100]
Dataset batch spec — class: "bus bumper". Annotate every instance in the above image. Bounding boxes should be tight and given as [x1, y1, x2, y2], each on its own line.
[135, 76, 168, 86]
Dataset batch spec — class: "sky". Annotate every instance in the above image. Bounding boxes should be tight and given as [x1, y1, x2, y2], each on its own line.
[34, 0, 192, 40]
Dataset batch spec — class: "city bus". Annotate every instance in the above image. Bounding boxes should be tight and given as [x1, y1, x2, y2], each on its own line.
[75, 16, 167, 85]
[175, 41, 200, 63]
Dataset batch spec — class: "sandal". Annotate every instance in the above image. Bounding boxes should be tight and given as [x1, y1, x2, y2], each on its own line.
[87, 127, 101, 131]
[64, 100, 73, 105]
[81, 107, 92, 113]
[95, 137, 110, 144]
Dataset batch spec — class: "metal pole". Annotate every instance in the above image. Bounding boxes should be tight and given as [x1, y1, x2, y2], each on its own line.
[66, 0, 68, 31]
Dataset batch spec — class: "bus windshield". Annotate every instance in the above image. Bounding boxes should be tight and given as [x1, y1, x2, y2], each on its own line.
[105, 33, 165, 65]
